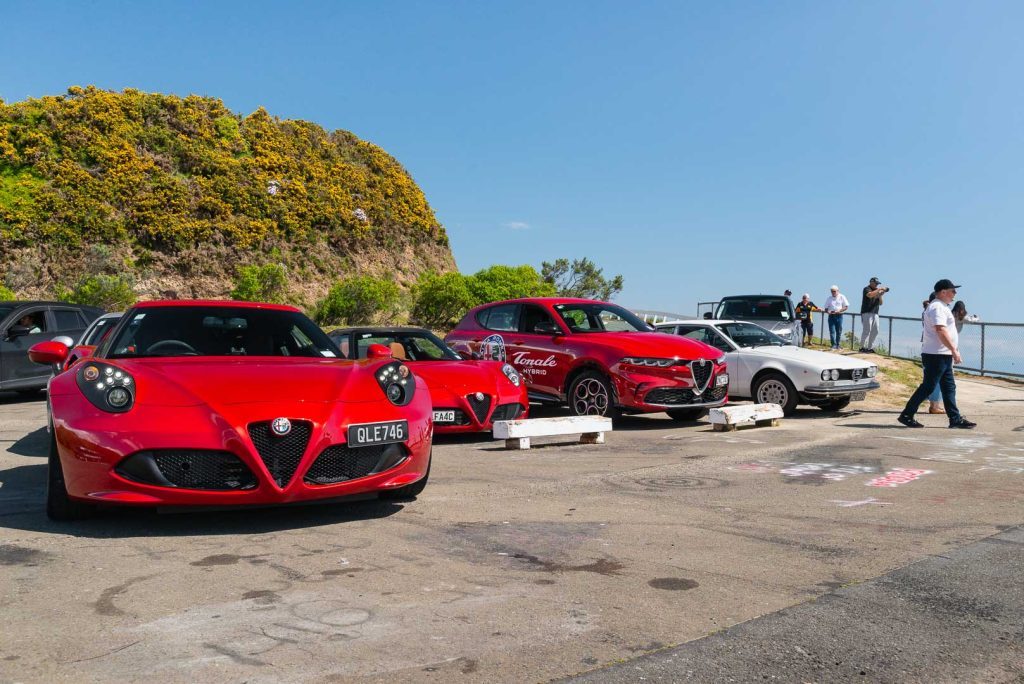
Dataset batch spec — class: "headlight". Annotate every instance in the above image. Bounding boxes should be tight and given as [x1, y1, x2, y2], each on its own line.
[76, 362, 135, 413]
[777, 329, 792, 337]
[501, 363, 522, 387]
[867, 366, 877, 378]
[376, 361, 416, 406]
[820, 369, 840, 381]
[620, 357, 683, 368]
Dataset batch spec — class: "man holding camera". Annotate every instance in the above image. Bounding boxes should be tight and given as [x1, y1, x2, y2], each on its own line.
[859, 277, 887, 353]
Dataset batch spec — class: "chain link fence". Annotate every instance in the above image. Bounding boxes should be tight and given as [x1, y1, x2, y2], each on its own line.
[693, 301, 1024, 379]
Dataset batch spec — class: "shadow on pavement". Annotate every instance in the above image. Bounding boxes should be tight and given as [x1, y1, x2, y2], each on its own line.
[7, 427, 48, 457]
[0, 390, 46, 405]
[0, 462, 407, 539]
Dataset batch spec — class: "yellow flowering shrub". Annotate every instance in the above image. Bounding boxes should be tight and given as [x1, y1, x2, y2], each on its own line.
[0, 87, 447, 251]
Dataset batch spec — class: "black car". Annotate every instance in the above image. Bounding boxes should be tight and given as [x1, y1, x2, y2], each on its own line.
[0, 301, 104, 394]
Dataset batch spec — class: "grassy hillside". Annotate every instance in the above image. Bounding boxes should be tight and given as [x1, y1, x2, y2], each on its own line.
[0, 86, 455, 306]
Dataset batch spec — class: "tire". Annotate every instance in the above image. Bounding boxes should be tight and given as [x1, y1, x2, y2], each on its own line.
[567, 371, 621, 419]
[379, 452, 430, 500]
[17, 388, 42, 398]
[666, 408, 708, 422]
[752, 372, 799, 416]
[819, 396, 852, 412]
[46, 426, 95, 521]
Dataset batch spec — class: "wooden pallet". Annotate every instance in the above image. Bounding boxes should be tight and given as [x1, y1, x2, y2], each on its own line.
[709, 404, 783, 432]
[492, 416, 613, 450]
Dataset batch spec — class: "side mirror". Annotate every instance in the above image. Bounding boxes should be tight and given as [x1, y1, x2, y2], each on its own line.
[28, 340, 70, 366]
[7, 324, 32, 339]
[533, 321, 560, 335]
[366, 343, 393, 359]
[470, 351, 483, 360]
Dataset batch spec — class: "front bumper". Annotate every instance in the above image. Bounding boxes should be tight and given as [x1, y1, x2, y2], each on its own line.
[611, 366, 729, 413]
[429, 385, 529, 434]
[801, 380, 881, 399]
[51, 395, 432, 508]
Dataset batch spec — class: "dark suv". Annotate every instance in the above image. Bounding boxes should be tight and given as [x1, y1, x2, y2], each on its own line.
[0, 301, 103, 394]
[713, 295, 801, 346]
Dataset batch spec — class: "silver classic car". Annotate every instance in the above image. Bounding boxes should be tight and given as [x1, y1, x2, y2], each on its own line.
[657, 319, 880, 415]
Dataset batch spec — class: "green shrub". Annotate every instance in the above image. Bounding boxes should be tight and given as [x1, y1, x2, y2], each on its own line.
[0, 285, 15, 300]
[314, 276, 400, 326]
[466, 264, 555, 303]
[231, 263, 288, 303]
[410, 271, 475, 330]
[64, 275, 136, 311]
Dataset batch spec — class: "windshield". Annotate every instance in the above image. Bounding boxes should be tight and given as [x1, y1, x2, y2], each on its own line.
[716, 297, 793, 321]
[0, 306, 15, 320]
[83, 316, 122, 346]
[105, 307, 341, 358]
[553, 303, 653, 333]
[354, 331, 460, 361]
[719, 322, 786, 348]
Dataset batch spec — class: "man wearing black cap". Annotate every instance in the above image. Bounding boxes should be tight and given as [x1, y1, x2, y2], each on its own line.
[859, 277, 888, 353]
[898, 279, 976, 429]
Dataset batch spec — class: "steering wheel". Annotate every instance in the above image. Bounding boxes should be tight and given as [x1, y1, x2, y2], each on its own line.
[146, 339, 198, 355]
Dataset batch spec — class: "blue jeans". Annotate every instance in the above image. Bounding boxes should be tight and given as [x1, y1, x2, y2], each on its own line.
[902, 353, 961, 423]
[927, 383, 942, 403]
[828, 314, 843, 348]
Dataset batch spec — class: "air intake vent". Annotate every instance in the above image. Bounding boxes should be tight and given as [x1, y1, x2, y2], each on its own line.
[248, 420, 312, 487]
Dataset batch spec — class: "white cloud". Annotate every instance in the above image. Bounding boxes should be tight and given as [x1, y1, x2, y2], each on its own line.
[503, 221, 530, 230]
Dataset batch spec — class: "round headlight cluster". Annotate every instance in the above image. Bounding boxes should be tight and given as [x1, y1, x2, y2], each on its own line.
[76, 362, 136, 413]
[501, 363, 522, 387]
[376, 362, 415, 406]
[867, 366, 877, 378]
[820, 369, 840, 381]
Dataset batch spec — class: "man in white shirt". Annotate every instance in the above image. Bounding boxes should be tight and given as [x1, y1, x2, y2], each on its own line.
[822, 285, 849, 350]
[898, 279, 976, 429]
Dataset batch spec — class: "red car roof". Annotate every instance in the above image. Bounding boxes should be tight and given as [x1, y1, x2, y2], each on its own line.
[132, 300, 301, 312]
[472, 297, 613, 307]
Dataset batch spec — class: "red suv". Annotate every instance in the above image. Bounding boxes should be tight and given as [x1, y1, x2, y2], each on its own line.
[445, 298, 728, 420]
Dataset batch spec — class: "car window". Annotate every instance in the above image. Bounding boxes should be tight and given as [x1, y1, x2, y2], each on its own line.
[53, 309, 85, 331]
[8, 309, 47, 334]
[106, 307, 340, 358]
[520, 304, 558, 334]
[716, 297, 793, 321]
[676, 325, 733, 352]
[719, 322, 785, 348]
[83, 317, 121, 345]
[0, 306, 16, 319]
[553, 303, 652, 333]
[478, 304, 519, 332]
[334, 335, 350, 358]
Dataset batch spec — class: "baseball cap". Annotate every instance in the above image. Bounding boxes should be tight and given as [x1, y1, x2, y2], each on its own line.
[934, 278, 961, 292]
[869, 276, 880, 283]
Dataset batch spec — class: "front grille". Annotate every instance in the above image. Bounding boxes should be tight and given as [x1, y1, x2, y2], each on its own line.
[116, 450, 257, 490]
[467, 394, 492, 423]
[304, 444, 408, 485]
[491, 403, 524, 422]
[839, 368, 867, 381]
[645, 384, 726, 406]
[645, 388, 696, 405]
[690, 360, 713, 392]
[248, 420, 312, 487]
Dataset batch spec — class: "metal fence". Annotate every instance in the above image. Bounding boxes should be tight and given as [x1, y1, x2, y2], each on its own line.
[694, 301, 1024, 379]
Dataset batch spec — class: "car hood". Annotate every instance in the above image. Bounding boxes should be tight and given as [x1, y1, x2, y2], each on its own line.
[741, 345, 872, 369]
[409, 360, 510, 394]
[120, 357, 385, 406]
[574, 332, 723, 360]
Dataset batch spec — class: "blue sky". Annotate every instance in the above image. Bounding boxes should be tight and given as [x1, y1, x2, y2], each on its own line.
[2, 1, 1021, 318]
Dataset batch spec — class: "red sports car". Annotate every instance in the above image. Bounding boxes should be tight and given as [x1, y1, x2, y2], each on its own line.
[445, 298, 729, 420]
[28, 301, 432, 520]
[327, 326, 528, 434]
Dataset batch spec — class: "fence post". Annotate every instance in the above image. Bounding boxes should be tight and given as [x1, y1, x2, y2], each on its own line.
[850, 313, 857, 350]
[980, 324, 986, 376]
[887, 317, 893, 357]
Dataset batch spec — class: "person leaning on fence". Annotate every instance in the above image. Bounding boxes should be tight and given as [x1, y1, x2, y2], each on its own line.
[859, 277, 888, 353]
[794, 294, 820, 345]
[823, 285, 849, 350]
[898, 279, 976, 429]
[952, 301, 968, 333]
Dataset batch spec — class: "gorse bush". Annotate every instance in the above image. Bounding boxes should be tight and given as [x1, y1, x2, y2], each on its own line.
[0, 284, 15, 300]
[231, 263, 288, 303]
[63, 275, 136, 311]
[314, 276, 401, 326]
[0, 86, 446, 250]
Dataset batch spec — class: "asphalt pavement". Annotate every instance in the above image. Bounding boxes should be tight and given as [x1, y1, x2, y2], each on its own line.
[1, 378, 1022, 682]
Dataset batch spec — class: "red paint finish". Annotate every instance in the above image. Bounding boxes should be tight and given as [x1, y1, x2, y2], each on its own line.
[411, 360, 528, 434]
[445, 297, 727, 415]
[45, 302, 432, 511]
